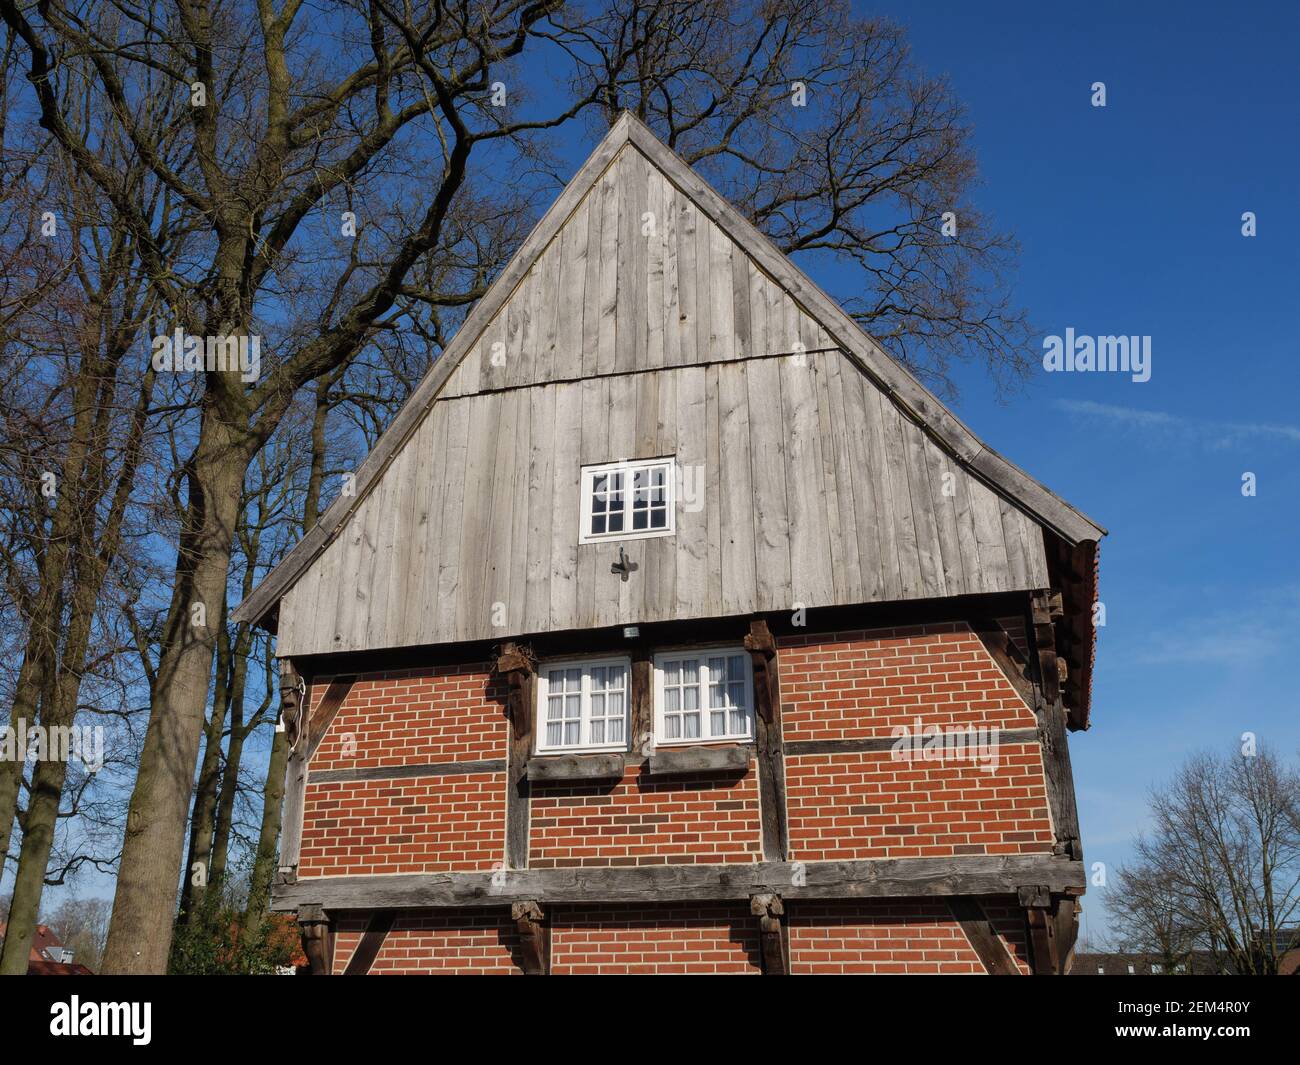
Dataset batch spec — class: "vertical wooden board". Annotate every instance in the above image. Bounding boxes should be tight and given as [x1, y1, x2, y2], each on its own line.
[748, 261, 768, 360]
[482, 389, 521, 636]
[695, 212, 715, 361]
[404, 408, 447, 645]
[616, 149, 649, 375]
[778, 301, 834, 609]
[1022, 510, 1051, 588]
[861, 384, 905, 601]
[731, 236, 752, 360]
[285, 535, 322, 653]
[673, 365, 709, 617]
[745, 356, 791, 611]
[717, 361, 757, 614]
[576, 376, 611, 628]
[456, 393, 501, 641]
[596, 162, 620, 376]
[901, 416, 947, 600]
[377, 442, 418, 648]
[704, 363, 723, 608]
[969, 479, 1013, 594]
[708, 220, 735, 362]
[807, 321, 851, 603]
[434, 398, 470, 641]
[839, 366, 884, 601]
[921, 429, 968, 597]
[662, 187, 682, 368]
[581, 180, 605, 378]
[534, 233, 563, 385]
[881, 400, 924, 599]
[676, 195, 699, 364]
[646, 163, 667, 371]
[330, 491, 366, 649]
[647, 369, 678, 619]
[999, 497, 1030, 589]
[950, 463, 985, 596]
[763, 276, 788, 352]
[607, 374, 638, 627]
[347, 483, 384, 651]
[506, 390, 534, 633]
[820, 347, 864, 603]
[523, 385, 557, 634]
[514, 254, 543, 389]
[549, 382, 582, 629]
[554, 196, 589, 383]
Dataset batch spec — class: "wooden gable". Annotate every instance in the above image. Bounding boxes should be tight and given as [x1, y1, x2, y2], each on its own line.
[236, 114, 1103, 660]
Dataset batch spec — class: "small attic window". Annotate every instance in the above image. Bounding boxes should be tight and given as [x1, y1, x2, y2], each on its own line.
[579, 458, 675, 543]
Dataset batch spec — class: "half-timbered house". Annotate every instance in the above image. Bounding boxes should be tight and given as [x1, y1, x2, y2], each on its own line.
[234, 113, 1104, 975]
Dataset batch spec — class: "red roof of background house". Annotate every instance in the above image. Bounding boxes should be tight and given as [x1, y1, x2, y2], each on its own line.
[0, 921, 95, 975]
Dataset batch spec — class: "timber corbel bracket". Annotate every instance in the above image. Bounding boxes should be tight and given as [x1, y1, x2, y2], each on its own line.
[512, 900, 550, 975]
[297, 903, 331, 975]
[750, 892, 789, 975]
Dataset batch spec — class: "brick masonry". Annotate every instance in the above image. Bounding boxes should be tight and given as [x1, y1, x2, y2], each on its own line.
[297, 621, 1062, 972]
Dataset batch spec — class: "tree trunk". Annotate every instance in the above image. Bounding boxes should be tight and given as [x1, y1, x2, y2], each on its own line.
[244, 724, 288, 936]
[101, 413, 253, 974]
[178, 604, 232, 923]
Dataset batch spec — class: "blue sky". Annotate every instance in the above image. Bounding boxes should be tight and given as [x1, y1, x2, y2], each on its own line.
[850, 0, 1300, 943]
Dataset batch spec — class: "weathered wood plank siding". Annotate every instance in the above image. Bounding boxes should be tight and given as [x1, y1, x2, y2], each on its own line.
[276, 142, 1052, 655]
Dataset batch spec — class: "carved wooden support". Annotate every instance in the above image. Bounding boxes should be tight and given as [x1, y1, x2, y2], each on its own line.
[1019, 886, 1064, 975]
[745, 619, 788, 861]
[750, 893, 789, 975]
[948, 897, 1022, 974]
[512, 900, 550, 975]
[279, 660, 303, 749]
[298, 903, 331, 975]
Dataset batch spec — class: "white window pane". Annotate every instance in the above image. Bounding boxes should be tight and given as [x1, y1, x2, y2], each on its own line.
[591, 666, 606, 689]
[608, 665, 626, 688]
[728, 656, 744, 682]
[609, 717, 624, 742]
[711, 709, 726, 734]
[682, 660, 698, 685]
[547, 722, 562, 746]
[730, 708, 746, 735]
[591, 692, 605, 718]
[684, 712, 700, 738]
[665, 661, 680, 685]
[564, 721, 580, 745]
[665, 686, 680, 713]
[684, 685, 699, 711]
[591, 719, 605, 744]
[728, 682, 745, 708]
[547, 695, 564, 721]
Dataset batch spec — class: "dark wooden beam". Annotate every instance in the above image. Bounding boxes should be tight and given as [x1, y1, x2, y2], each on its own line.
[297, 903, 331, 975]
[1026, 593, 1083, 862]
[272, 854, 1087, 911]
[1020, 885, 1061, 975]
[786, 729, 1038, 757]
[750, 893, 789, 975]
[496, 642, 537, 870]
[948, 897, 1021, 975]
[969, 616, 1036, 708]
[745, 619, 788, 861]
[303, 675, 358, 761]
[512, 900, 550, 975]
[341, 910, 395, 976]
[312, 759, 507, 784]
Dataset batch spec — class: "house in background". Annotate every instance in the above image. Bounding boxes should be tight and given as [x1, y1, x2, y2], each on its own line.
[235, 113, 1105, 975]
[0, 921, 94, 975]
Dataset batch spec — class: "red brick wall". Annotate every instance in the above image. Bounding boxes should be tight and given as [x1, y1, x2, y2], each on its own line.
[551, 903, 761, 974]
[778, 623, 1055, 861]
[529, 763, 763, 868]
[332, 909, 520, 975]
[330, 898, 1028, 974]
[298, 665, 507, 877]
[789, 897, 1030, 974]
[310, 665, 506, 770]
[779, 622, 1037, 741]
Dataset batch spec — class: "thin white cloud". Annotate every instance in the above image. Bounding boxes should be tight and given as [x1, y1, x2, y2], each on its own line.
[1055, 399, 1300, 448]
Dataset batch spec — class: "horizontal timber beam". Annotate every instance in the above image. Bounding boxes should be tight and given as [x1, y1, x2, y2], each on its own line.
[272, 855, 1084, 913]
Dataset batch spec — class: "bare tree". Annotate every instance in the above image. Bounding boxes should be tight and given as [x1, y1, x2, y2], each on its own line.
[1108, 747, 1300, 975]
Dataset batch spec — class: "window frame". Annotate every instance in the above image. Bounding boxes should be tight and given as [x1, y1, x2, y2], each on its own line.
[652, 647, 755, 747]
[534, 654, 633, 755]
[578, 457, 677, 544]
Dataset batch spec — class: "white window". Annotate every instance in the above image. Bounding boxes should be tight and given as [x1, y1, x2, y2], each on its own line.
[653, 649, 753, 745]
[535, 657, 631, 754]
[579, 458, 675, 543]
